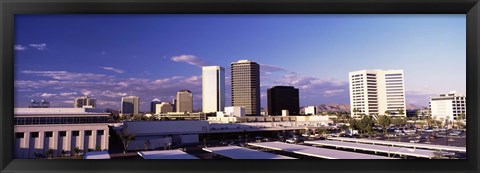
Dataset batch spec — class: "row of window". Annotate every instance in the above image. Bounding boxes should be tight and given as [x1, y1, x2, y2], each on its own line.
[15, 130, 105, 139]
[14, 116, 108, 125]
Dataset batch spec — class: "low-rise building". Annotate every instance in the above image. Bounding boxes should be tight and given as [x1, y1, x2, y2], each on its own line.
[14, 108, 109, 159]
[429, 91, 466, 122]
[304, 106, 317, 115]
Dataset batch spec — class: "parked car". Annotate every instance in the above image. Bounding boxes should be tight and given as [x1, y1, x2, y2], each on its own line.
[410, 140, 420, 143]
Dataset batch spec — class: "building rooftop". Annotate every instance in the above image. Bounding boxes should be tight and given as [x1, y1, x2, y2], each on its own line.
[14, 107, 108, 115]
[137, 150, 199, 159]
[203, 146, 295, 159]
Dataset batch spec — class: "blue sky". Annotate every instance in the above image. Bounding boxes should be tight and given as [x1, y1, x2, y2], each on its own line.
[14, 14, 466, 111]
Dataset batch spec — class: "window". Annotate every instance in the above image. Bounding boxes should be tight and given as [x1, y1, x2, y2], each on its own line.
[97, 130, 104, 135]
[45, 131, 53, 137]
[15, 132, 24, 139]
[85, 130, 92, 136]
[31, 132, 39, 138]
[72, 131, 80, 136]
[59, 131, 67, 137]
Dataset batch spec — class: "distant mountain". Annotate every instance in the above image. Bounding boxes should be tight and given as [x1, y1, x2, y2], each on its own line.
[406, 104, 428, 110]
[300, 103, 350, 114]
[298, 103, 427, 114]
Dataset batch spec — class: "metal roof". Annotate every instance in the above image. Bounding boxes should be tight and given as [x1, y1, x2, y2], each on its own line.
[247, 142, 394, 159]
[328, 137, 466, 152]
[84, 151, 111, 159]
[203, 146, 295, 159]
[137, 150, 199, 159]
[305, 140, 434, 158]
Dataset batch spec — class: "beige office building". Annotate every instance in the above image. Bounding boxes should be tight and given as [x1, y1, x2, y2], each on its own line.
[74, 96, 96, 108]
[156, 102, 174, 114]
[176, 90, 193, 113]
[231, 60, 260, 116]
[349, 69, 406, 118]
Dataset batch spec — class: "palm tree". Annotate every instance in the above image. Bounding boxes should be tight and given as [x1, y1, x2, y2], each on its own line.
[376, 115, 391, 136]
[120, 129, 135, 153]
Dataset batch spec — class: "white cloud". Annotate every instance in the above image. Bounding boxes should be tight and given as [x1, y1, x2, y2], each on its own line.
[99, 66, 125, 74]
[40, 93, 57, 98]
[29, 43, 47, 50]
[323, 89, 344, 97]
[14, 45, 27, 51]
[21, 70, 114, 81]
[260, 64, 287, 73]
[171, 55, 208, 67]
[59, 92, 77, 96]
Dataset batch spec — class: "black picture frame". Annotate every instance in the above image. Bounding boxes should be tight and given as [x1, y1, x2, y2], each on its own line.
[1, 0, 479, 173]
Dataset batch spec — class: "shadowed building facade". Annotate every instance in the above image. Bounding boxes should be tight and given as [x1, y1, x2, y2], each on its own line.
[231, 60, 260, 116]
[267, 86, 299, 116]
[176, 90, 193, 113]
[121, 96, 139, 116]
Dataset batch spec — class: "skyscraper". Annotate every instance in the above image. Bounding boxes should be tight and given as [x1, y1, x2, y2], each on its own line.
[349, 69, 406, 118]
[231, 60, 260, 116]
[121, 96, 139, 115]
[202, 66, 225, 113]
[150, 98, 161, 113]
[267, 86, 299, 116]
[176, 90, 193, 113]
[74, 96, 96, 108]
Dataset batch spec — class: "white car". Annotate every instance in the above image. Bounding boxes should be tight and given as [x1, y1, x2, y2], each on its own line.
[410, 140, 420, 143]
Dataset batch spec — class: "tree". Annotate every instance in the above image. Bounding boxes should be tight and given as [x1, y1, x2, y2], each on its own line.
[120, 129, 135, 153]
[339, 124, 349, 133]
[95, 146, 102, 151]
[45, 149, 54, 158]
[392, 117, 406, 128]
[61, 150, 67, 157]
[317, 127, 327, 137]
[384, 110, 390, 116]
[359, 115, 375, 137]
[376, 115, 392, 135]
[457, 112, 466, 129]
[73, 147, 81, 156]
[398, 109, 405, 116]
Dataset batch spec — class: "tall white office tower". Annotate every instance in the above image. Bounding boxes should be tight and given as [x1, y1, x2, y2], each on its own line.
[349, 69, 406, 118]
[202, 66, 225, 113]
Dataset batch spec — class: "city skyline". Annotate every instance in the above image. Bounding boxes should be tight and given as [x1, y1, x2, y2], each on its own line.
[14, 14, 466, 111]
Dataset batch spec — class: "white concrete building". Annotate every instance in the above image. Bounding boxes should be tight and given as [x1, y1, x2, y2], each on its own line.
[349, 69, 406, 118]
[304, 106, 317, 115]
[14, 108, 109, 159]
[121, 96, 139, 116]
[202, 66, 225, 113]
[155, 102, 174, 114]
[429, 91, 466, 122]
[224, 106, 246, 117]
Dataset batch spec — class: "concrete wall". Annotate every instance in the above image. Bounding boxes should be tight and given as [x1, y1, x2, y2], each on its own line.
[123, 121, 209, 135]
